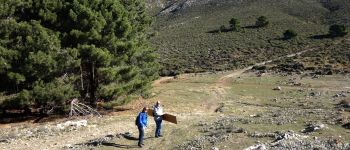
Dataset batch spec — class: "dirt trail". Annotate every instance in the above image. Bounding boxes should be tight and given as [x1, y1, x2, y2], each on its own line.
[153, 77, 174, 86]
[203, 48, 317, 113]
[218, 49, 315, 86]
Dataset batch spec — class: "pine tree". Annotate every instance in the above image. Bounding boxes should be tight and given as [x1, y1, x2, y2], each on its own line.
[0, 0, 159, 112]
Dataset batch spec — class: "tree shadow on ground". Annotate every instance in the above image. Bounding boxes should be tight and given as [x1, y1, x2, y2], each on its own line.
[207, 25, 265, 33]
[271, 37, 287, 41]
[0, 112, 60, 124]
[243, 25, 260, 29]
[207, 28, 232, 33]
[309, 34, 332, 39]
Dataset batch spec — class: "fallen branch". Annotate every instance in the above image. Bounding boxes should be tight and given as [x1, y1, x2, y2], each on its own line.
[69, 98, 101, 117]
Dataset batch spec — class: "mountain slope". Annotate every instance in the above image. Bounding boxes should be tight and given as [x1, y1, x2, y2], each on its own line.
[147, 0, 350, 75]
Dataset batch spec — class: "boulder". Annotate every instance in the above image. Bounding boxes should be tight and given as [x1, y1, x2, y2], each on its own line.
[309, 92, 321, 97]
[302, 123, 326, 133]
[56, 120, 88, 130]
[211, 147, 219, 150]
[244, 144, 267, 150]
[273, 86, 282, 91]
[342, 122, 350, 129]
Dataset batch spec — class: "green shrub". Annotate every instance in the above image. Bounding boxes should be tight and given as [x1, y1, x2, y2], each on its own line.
[329, 24, 348, 37]
[283, 29, 298, 39]
[220, 25, 226, 32]
[229, 18, 240, 31]
[255, 16, 269, 27]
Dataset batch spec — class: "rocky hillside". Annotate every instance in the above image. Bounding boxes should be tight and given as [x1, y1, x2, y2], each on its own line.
[147, 0, 350, 75]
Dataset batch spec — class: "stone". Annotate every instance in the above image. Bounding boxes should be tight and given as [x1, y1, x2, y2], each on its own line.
[302, 123, 326, 133]
[244, 144, 267, 150]
[211, 147, 219, 150]
[273, 86, 281, 91]
[342, 123, 350, 129]
[309, 92, 321, 97]
[333, 93, 347, 98]
[56, 120, 88, 130]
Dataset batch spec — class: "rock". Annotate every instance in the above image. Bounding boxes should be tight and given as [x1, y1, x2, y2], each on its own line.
[293, 83, 302, 86]
[309, 92, 321, 97]
[333, 93, 347, 98]
[56, 120, 88, 130]
[342, 122, 350, 129]
[273, 86, 281, 91]
[250, 114, 259, 117]
[257, 73, 266, 77]
[151, 93, 156, 96]
[245, 131, 350, 150]
[211, 147, 219, 150]
[274, 131, 308, 142]
[302, 123, 326, 133]
[244, 144, 267, 150]
[339, 100, 350, 108]
[0, 139, 9, 143]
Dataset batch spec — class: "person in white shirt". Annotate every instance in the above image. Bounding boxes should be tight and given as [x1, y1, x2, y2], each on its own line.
[153, 101, 164, 137]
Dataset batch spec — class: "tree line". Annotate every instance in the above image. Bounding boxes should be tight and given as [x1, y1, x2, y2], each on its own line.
[0, 0, 159, 114]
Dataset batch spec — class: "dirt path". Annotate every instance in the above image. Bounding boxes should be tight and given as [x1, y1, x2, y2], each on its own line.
[153, 77, 174, 86]
[218, 48, 315, 86]
[207, 49, 316, 111]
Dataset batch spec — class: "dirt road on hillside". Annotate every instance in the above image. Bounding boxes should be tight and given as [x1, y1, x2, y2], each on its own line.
[218, 49, 315, 85]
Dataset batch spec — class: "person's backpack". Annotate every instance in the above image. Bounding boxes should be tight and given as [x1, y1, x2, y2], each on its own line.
[135, 114, 140, 126]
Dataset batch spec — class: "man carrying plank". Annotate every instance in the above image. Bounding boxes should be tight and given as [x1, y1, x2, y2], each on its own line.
[153, 101, 164, 138]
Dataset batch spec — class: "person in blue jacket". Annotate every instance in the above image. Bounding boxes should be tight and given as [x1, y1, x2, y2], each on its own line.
[136, 107, 148, 147]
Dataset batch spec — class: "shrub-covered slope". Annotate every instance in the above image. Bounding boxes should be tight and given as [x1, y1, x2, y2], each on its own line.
[148, 0, 350, 75]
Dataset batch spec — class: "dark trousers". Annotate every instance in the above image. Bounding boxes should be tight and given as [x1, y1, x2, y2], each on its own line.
[155, 119, 162, 137]
[138, 126, 144, 145]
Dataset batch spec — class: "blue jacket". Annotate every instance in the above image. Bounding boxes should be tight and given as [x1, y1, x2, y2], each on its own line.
[137, 112, 148, 128]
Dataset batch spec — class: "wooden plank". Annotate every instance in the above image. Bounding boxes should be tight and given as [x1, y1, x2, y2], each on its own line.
[147, 108, 154, 117]
[147, 108, 177, 124]
[163, 113, 177, 124]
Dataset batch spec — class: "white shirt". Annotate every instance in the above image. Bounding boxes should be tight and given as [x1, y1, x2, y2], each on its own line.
[153, 105, 164, 120]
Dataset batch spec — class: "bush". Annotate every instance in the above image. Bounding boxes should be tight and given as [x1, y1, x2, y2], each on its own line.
[283, 29, 297, 39]
[255, 16, 269, 27]
[220, 25, 226, 32]
[229, 18, 240, 31]
[329, 24, 348, 37]
[1, 90, 32, 110]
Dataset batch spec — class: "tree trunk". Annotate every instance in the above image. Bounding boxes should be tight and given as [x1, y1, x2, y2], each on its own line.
[80, 64, 84, 91]
[89, 62, 97, 108]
